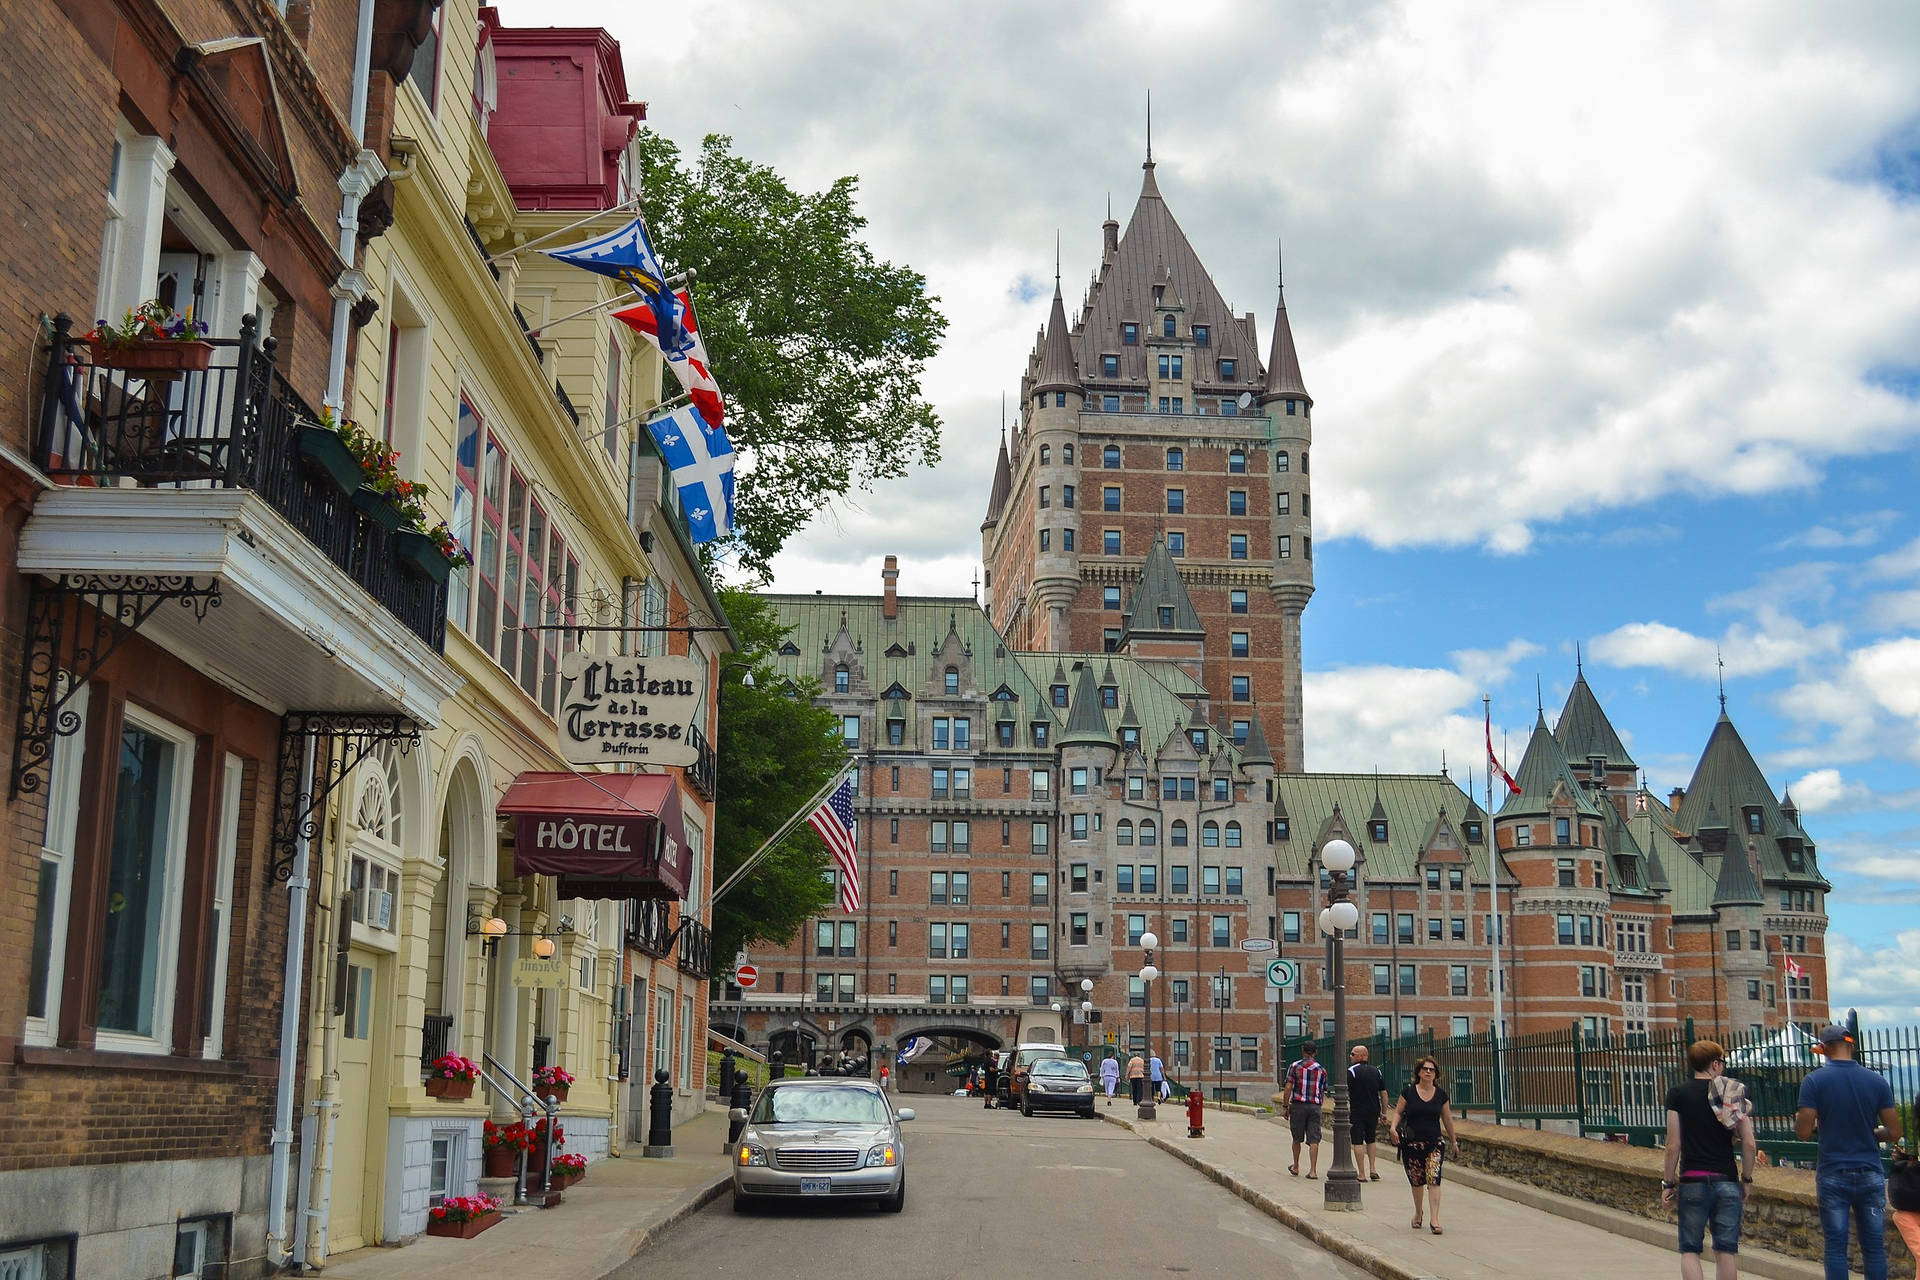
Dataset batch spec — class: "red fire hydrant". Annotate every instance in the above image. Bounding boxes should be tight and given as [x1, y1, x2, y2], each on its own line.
[1186, 1088, 1206, 1138]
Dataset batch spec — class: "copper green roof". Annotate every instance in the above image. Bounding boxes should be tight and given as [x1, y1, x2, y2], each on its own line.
[1554, 670, 1636, 770]
[1711, 841, 1766, 909]
[1058, 657, 1115, 748]
[1274, 773, 1506, 885]
[1498, 714, 1602, 818]
[1122, 537, 1204, 640]
[1634, 791, 1715, 917]
[1675, 711, 1827, 888]
[1014, 652, 1220, 765]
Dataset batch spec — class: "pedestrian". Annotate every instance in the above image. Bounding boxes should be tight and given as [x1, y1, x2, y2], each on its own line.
[1660, 1040, 1757, 1280]
[1150, 1049, 1168, 1101]
[1347, 1043, 1389, 1182]
[1794, 1023, 1902, 1280]
[879, 1062, 890, 1092]
[1127, 1051, 1147, 1106]
[1386, 1054, 1458, 1234]
[1100, 1053, 1121, 1106]
[1282, 1041, 1328, 1179]
[982, 1053, 1001, 1109]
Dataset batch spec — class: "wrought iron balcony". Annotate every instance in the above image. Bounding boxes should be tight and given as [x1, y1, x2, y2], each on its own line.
[686, 724, 718, 801]
[34, 314, 445, 652]
[677, 917, 713, 978]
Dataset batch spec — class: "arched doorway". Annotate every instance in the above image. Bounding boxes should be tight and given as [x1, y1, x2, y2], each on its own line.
[890, 1027, 1004, 1096]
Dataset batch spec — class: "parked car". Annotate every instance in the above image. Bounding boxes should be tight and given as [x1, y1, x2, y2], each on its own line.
[996, 1042, 1070, 1109]
[1021, 1057, 1097, 1118]
[731, 1078, 914, 1212]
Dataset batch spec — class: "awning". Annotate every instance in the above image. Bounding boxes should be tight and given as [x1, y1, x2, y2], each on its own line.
[498, 771, 690, 900]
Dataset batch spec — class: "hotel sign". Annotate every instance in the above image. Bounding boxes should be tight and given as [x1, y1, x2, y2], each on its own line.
[558, 652, 703, 767]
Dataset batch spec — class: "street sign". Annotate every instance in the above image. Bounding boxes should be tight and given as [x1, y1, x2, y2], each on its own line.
[733, 949, 752, 969]
[1266, 958, 1300, 989]
[735, 964, 759, 989]
[1239, 938, 1276, 953]
[1264, 986, 1281, 1004]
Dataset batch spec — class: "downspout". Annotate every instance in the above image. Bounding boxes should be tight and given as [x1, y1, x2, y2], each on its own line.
[302, 825, 346, 1266]
[325, 0, 382, 411]
[267, 734, 320, 1267]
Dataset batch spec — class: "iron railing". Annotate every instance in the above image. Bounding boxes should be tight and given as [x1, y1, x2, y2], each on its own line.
[420, 1014, 455, 1070]
[35, 315, 446, 652]
[628, 897, 674, 956]
[686, 725, 718, 800]
[678, 917, 713, 978]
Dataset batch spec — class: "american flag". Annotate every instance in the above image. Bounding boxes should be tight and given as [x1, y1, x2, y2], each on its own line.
[1785, 956, 1805, 981]
[808, 777, 860, 913]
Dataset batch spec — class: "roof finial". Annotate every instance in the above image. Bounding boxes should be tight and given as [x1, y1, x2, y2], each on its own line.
[1000, 391, 1006, 440]
[1716, 647, 1727, 712]
[1055, 230, 1061, 285]
[1441, 747, 1449, 778]
[971, 566, 980, 603]
[1536, 674, 1544, 715]
[1107, 192, 1113, 221]
[1576, 642, 1583, 676]
[1277, 235, 1284, 293]
[1145, 91, 1153, 167]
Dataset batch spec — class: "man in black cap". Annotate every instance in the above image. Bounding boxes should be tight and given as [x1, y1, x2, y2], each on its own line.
[1795, 1023, 1902, 1280]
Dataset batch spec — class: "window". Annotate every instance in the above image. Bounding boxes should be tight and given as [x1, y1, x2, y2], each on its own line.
[1450, 965, 1469, 997]
[1069, 813, 1088, 841]
[1225, 866, 1243, 894]
[1726, 929, 1742, 951]
[1167, 532, 1185, 556]
[1396, 913, 1415, 944]
[928, 974, 947, 1004]
[1038, 528, 1051, 551]
[930, 872, 949, 905]
[1558, 914, 1576, 945]
[1202, 866, 1221, 895]
[1277, 535, 1292, 559]
[1122, 322, 1139, 345]
[1195, 324, 1210, 347]
[1399, 965, 1417, 995]
[1171, 820, 1190, 848]
[1101, 485, 1123, 513]
[1373, 964, 1391, 995]
[1275, 450, 1290, 473]
[1032, 873, 1050, 905]
[1283, 912, 1301, 943]
[1163, 314, 1177, 338]
[1031, 768, 1050, 798]
[1170, 864, 1189, 894]
[841, 714, 860, 746]
[173, 1215, 231, 1279]
[1230, 589, 1248, 614]
[1371, 912, 1389, 944]
[1031, 924, 1050, 959]
[1228, 533, 1248, 560]
[1062, 484, 1076, 509]
[1211, 915, 1231, 947]
[1166, 488, 1185, 513]
[929, 924, 947, 958]
[1169, 918, 1188, 944]
[1515, 824, 1532, 846]
[1220, 358, 1237, 379]
[1102, 354, 1120, 376]
[944, 667, 960, 694]
[1102, 394, 1120, 412]
[1556, 817, 1572, 846]
[1166, 447, 1184, 471]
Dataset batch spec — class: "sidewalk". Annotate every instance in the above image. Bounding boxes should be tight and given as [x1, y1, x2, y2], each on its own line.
[1104, 1103, 1835, 1280]
[319, 1108, 731, 1280]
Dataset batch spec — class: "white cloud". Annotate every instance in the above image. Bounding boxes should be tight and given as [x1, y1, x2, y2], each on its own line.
[1827, 931, 1920, 1024]
[1587, 609, 1845, 679]
[1774, 637, 1920, 766]
[1771, 510, 1900, 552]
[1788, 768, 1871, 815]
[1303, 649, 1537, 782]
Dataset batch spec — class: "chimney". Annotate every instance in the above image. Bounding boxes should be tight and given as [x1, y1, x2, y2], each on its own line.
[882, 555, 899, 619]
[1669, 787, 1685, 812]
[1102, 215, 1119, 261]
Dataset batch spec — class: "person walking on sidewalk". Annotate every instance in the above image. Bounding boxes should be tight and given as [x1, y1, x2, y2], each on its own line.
[1347, 1043, 1389, 1182]
[1282, 1042, 1328, 1179]
[1150, 1051, 1168, 1102]
[1387, 1055, 1458, 1235]
[1100, 1053, 1121, 1106]
[1660, 1039, 1757, 1280]
[982, 1053, 1000, 1109]
[1795, 1023, 1902, 1280]
[1127, 1052, 1147, 1106]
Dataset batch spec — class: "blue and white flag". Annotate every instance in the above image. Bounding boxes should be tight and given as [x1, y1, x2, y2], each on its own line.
[897, 1036, 934, 1067]
[644, 403, 735, 544]
[544, 217, 689, 351]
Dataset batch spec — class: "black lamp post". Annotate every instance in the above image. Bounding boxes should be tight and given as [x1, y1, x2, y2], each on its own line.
[1319, 836, 1362, 1211]
[1138, 933, 1160, 1120]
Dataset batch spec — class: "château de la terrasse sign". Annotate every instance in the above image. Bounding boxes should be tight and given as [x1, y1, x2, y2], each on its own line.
[559, 651, 703, 768]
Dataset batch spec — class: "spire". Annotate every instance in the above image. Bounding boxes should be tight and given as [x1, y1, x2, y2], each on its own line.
[1711, 838, 1765, 909]
[1145, 90, 1152, 166]
[1500, 714, 1601, 818]
[1556, 662, 1636, 769]
[1059, 660, 1116, 749]
[1258, 237, 1309, 405]
[1033, 276, 1081, 396]
[1239, 706, 1274, 767]
[1121, 536, 1206, 640]
[1717, 647, 1727, 714]
[981, 431, 1012, 528]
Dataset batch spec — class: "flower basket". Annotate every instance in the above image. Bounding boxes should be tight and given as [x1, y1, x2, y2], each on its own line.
[353, 485, 407, 533]
[425, 1076, 473, 1101]
[297, 423, 364, 494]
[425, 1210, 500, 1240]
[86, 339, 215, 374]
[540, 1084, 570, 1104]
[483, 1145, 517, 1179]
[395, 528, 455, 585]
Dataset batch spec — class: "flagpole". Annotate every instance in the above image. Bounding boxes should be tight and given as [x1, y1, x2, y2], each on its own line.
[483, 197, 643, 263]
[700, 761, 857, 915]
[525, 269, 698, 339]
[1784, 954, 1794, 1034]
[1486, 695, 1506, 1042]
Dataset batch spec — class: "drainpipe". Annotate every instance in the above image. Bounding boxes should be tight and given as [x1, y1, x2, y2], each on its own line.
[324, 0, 382, 412]
[267, 735, 320, 1267]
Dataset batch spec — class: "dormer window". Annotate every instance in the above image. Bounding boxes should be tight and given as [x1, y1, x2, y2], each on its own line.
[1745, 808, 1763, 834]
[1158, 607, 1174, 627]
[944, 667, 959, 694]
[1276, 818, 1290, 841]
[1101, 685, 1118, 709]
[1189, 729, 1207, 752]
[834, 665, 850, 693]
[1162, 315, 1176, 338]
[1590, 757, 1606, 780]
[991, 684, 1018, 702]
[1194, 324, 1210, 347]
[1121, 727, 1140, 751]
[1051, 684, 1068, 707]
[1465, 821, 1483, 843]
[779, 641, 801, 656]
[1102, 354, 1119, 376]
[1370, 821, 1388, 843]
[1122, 322, 1139, 345]
[1220, 358, 1237, 379]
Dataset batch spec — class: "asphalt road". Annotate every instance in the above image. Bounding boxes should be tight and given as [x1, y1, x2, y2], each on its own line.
[612, 1095, 1369, 1277]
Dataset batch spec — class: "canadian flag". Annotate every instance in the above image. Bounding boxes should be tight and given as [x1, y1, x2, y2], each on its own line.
[1785, 957, 1805, 981]
[613, 288, 726, 431]
[1487, 705, 1520, 795]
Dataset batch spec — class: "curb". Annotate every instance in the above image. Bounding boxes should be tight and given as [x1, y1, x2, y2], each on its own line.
[1100, 1112, 1436, 1280]
[593, 1172, 732, 1278]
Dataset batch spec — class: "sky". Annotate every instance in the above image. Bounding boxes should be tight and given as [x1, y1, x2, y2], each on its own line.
[541, 0, 1920, 1023]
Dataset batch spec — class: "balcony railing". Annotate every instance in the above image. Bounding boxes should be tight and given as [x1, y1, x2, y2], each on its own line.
[686, 725, 718, 801]
[678, 917, 713, 978]
[420, 1013, 455, 1070]
[36, 315, 446, 651]
[628, 897, 674, 957]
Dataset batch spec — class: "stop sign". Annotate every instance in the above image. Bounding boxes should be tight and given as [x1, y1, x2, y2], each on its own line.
[735, 964, 758, 989]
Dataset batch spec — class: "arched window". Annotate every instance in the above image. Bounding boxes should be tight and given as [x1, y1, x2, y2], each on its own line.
[1166, 447, 1184, 471]
[1302, 450, 1309, 475]
[834, 665, 850, 693]
[1116, 820, 1134, 846]
[1202, 821, 1220, 848]
[1228, 450, 1246, 474]
[1171, 820, 1189, 847]
[1103, 445, 1120, 469]
[1039, 444, 1050, 465]
[1139, 820, 1158, 847]
[944, 667, 959, 694]
[1225, 822, 1243, 848]
[1276, 450, 1290, 473]
[1063, 443, 1074, 464]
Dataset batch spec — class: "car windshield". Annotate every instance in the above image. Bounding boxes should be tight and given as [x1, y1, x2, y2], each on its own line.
[751, 1086, 891, 1126]
[1032, 1060, 1087, 1079]
[1018, 1049, 1065, 1067]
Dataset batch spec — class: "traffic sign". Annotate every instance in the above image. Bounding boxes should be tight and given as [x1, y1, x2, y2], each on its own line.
[735, 964, 759, 989]
[1266, 958, 1299, 989]
[1239, 937, 1276, 953]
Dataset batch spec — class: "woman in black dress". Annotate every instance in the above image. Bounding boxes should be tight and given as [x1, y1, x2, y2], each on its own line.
[1386, 1056, 1459, 1235]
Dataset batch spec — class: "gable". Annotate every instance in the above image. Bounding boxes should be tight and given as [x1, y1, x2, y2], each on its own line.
[191, 39, 298, 204]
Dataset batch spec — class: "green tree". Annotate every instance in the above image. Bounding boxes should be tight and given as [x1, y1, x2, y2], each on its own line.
[635, 132, 947, 579]
[710, 588, 846, 965]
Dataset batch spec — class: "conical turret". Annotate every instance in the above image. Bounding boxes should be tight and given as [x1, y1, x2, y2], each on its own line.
[1258, 280, 1310, 406]
[1034, 281, 1081, 397]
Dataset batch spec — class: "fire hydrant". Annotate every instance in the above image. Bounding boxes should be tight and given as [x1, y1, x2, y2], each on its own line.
[1186, 1088, 1206, 1138]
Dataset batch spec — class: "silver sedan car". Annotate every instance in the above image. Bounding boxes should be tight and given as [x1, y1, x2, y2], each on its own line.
[731, 1078, 915, 1212]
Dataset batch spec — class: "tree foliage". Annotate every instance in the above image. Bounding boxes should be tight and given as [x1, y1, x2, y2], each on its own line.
[635, 132, 947, 580]
[710, 588, 846, 964]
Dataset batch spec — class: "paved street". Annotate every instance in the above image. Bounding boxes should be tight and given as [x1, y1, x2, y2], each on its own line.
[612, 1096, 1368, 1277]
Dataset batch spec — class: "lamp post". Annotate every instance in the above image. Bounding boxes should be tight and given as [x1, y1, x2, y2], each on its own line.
[1319, 837, 1363, 1211]
[1138, 933, 1160, 1120]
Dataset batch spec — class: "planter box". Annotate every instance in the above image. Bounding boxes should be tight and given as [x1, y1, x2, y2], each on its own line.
[296, 424, 364, 494]
[425, 1076, 474, 1101]
[87, 339, 214, 374]
[424, 1211, 501, 1240]
[395, 529, 454, 585]
[483, 1146, 518, 1179]
[537, 1085, 570, 1104]
[353, 485, 406, 533]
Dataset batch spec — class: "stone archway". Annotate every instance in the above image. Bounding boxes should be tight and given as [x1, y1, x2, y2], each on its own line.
[890, 1025, 1005, 1096]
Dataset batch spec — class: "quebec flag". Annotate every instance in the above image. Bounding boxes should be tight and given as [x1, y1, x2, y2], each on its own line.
[644, 403, 735, 544]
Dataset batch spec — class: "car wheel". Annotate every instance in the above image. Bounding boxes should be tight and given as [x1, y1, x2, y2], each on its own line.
[732, 1190, 751, 1214]
[1021, 1099, 1033, 1118]
[882, 1173, 905, 1213]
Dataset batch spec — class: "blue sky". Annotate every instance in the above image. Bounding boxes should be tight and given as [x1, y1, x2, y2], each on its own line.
[559, 0, 1920, 1020]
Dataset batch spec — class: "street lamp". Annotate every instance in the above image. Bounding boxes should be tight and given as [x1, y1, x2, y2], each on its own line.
[1319, 837, 1363, 1211]
[1138, 932, 1160, 1120]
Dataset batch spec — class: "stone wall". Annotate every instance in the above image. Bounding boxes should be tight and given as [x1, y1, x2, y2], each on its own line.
[1455, 1118, 1913, 1274]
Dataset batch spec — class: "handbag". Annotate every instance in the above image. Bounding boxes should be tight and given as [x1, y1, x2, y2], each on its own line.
[1709, 1074, 1753, 1129]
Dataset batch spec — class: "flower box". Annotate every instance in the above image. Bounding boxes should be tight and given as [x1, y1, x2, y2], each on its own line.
[395, 528, 455, 585]
[297, 424, 364, 494]
[425, 1076, 473, 1101]
[353, 485, 407, 533]
[539, 1084, 570, 1104]
[86, 339, 215, 374]
[425, 1209, 501, 1240]
[483, 1145, 518, 1179]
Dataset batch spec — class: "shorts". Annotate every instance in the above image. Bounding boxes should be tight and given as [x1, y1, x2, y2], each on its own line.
[1676, 1178, 1743, 1255]
[1350, 1113, 1379, 1144]
[1289, 1107, 1323, 1145]
[1402, 1138, 1445, 1187]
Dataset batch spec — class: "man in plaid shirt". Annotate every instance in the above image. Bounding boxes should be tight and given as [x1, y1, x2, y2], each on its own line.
[1283, 1042, 1329, 1178]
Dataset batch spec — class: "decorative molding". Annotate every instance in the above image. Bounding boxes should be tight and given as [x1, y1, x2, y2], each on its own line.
[269, 711, 421, 881]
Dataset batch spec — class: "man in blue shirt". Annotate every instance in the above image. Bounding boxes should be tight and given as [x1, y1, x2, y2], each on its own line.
[1796, 1023, 1903, 1280]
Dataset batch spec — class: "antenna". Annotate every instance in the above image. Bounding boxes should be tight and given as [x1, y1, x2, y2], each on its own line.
[1717, 647, 1727, 712]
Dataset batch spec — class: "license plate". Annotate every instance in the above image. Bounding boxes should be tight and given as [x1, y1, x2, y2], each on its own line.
[800, 1178, 831, 1195]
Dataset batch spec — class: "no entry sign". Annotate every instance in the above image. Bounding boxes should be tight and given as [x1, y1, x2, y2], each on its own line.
[735, 964, 759, 989]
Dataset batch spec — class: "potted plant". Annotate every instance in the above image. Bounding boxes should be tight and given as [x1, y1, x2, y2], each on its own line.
[424, 1193, 503, 1240]
[425, 1053, 480, 1101]
[523, 1118, 565, 1181]
[482, 1120, 532, 1179]
[532, 1064, 575, 1104]
[396, 520, 473, 585]
[551, 1152, 587, 1186]
[83, 301, 213, 374]
[296, 408, 371, 495]
[348, 438, 426, 534]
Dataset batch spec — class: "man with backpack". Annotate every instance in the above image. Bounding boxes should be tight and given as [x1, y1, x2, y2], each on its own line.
[1795, 1023, 1902, 1280]
[1661, 1040, 1757, 1280]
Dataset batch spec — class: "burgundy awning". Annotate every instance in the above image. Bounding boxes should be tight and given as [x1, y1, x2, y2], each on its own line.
[499, 771, 690, 900]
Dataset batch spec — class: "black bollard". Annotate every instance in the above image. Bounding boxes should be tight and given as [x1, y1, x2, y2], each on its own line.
[729, 1068, 752, 1146]
[644, 1067, 675, 1157]
[770, 1051, 785, 1080]
[719, 1048, 736, 1102]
